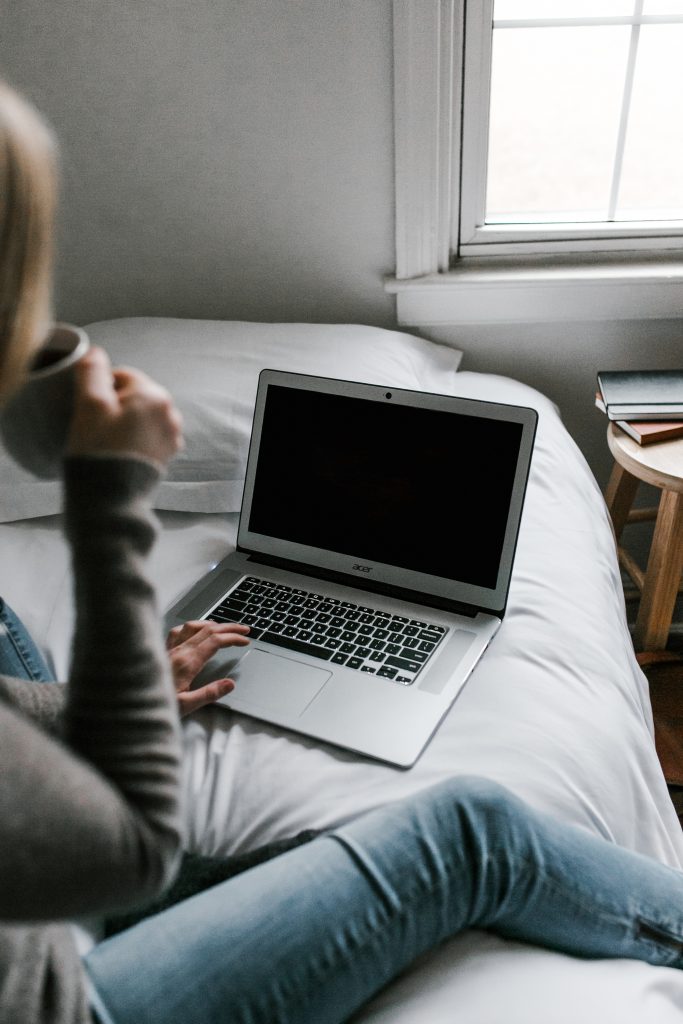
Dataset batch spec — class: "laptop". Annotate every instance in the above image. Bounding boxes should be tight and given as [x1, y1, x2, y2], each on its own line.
[165, 370, 537, 767]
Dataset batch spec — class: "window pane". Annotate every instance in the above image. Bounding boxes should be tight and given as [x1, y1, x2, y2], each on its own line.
[642, 1, 683, 13]
[617, 25, 683, 219]
[486, 27, 629, 222]
[494, 1, 635, 19]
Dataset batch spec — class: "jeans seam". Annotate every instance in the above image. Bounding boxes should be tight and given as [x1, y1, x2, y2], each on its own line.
[516, 853, 630, 927]
[515, 851, 683, 960]
[0, 600, 51, 681]
[2, 610, 38, 679]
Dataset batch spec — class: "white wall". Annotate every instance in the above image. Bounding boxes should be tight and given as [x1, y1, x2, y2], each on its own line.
[3, 0, 682, 494]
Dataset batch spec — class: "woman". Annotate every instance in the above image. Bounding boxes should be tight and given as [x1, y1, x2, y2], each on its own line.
[2, 78, 683, 1024]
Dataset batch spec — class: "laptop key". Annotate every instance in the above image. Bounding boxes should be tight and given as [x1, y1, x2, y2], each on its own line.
[218, 598, 248, 614]
[385, 655, 421, 673]
[419, 630, 442, 643]
[347, 657, 363, 669]
[331, 653, 348, 664]
[405, 648, 428, 663]
[260, 631, 334, 661]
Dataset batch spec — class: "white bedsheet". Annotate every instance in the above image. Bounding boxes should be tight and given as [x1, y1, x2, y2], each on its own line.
[3, 370, 683, 1022]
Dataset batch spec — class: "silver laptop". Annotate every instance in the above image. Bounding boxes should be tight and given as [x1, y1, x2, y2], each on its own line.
[165, 370, 537, 767]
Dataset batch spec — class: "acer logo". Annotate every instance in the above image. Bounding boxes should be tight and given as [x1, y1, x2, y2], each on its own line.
[353, 564, 372, 573]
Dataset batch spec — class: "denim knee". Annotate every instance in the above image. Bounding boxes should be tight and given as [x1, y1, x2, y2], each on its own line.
[439, 774, 523, 841]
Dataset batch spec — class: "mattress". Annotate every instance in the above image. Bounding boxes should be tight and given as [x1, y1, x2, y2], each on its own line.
[3, 368, 683, 1022]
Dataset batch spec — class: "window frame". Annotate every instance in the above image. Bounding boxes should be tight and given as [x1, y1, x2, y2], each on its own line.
[459, 0, 683, 258]
[387, 0, 683, 326]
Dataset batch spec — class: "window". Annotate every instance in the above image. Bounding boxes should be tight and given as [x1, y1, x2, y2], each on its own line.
[388, 0, 683, 326]
[461, 1, 683, 256]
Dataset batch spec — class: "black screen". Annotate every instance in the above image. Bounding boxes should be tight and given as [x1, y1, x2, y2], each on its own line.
[247, 385, 524, 590]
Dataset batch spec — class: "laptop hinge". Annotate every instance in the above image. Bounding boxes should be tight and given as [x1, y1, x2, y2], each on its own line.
[242, 550, 485, 618]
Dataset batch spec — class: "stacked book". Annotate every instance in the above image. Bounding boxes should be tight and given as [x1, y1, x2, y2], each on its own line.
[595, 369, 683, 446]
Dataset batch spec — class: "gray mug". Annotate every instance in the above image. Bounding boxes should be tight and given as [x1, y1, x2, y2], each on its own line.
[0, 323, 90, 479]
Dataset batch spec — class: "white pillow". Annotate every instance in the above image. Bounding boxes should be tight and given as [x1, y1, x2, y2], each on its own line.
[0, 318, 462, 519]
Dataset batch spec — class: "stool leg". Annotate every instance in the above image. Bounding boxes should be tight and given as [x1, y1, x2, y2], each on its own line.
[634, 489, 683, 652]
[604, 462, 639, 541]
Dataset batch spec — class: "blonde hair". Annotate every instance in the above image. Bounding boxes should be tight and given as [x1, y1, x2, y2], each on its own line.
[0, 81, 57, 404]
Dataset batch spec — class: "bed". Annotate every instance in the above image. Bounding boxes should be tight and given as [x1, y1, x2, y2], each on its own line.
[2, 317, 683, 1022]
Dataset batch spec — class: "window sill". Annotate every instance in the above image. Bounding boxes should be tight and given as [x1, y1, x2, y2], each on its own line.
[385, 257, 683, 326]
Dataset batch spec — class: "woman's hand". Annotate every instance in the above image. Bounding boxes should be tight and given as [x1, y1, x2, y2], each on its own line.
[166, 620, 251, 717]
[67, 346, 183, 467]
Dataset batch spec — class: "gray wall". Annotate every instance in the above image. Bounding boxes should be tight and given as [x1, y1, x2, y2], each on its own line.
[423, 319, 683, 494]
[2, 0, 396, 326]
[3, 0, 682, 497]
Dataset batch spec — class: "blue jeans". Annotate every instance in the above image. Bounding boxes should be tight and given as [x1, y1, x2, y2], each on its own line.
[0, 598, 52, 681]
[85, 775, 683, 1024]
[4, 601, 682, 1022]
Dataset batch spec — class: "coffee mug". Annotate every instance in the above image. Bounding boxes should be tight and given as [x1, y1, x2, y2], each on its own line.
[0, 323, 90, 479]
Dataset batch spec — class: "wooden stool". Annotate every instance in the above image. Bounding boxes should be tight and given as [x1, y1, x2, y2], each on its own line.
[637, 650, 683, 827]
[605, 423, 683, 651]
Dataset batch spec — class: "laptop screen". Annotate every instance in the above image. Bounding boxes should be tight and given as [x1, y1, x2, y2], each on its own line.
[238, 372, 537, 615]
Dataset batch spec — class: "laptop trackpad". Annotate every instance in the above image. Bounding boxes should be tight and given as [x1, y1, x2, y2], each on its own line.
[226, 648, 331, 717]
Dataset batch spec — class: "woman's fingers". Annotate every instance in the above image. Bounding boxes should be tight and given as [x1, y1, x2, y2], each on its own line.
[176, 678, 236, 717]
[72, 347, 117, 407]
[168, 620, 251, 695]
[67, 350, 184, 467]
[167, 620, 249, 649]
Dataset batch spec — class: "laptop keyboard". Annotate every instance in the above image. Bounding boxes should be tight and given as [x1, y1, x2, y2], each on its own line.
[204, 575, 448, 686]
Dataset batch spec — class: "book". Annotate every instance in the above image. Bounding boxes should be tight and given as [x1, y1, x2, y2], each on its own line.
[595, 392, 683, 442]
[596, 369, 683, 421]
[615, 419, 683, 446]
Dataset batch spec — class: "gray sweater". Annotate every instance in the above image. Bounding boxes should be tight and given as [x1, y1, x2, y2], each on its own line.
[0, 456, 183, 1024]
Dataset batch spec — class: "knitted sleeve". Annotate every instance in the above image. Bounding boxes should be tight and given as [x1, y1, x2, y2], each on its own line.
[0, 455, 182, 920]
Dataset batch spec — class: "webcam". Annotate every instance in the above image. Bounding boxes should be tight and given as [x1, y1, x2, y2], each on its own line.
[385, 392, 392, 399]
